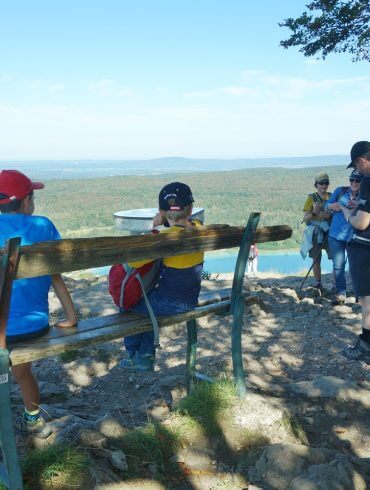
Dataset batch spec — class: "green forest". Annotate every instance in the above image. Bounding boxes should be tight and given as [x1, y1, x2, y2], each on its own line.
[35, 165, 351, 250]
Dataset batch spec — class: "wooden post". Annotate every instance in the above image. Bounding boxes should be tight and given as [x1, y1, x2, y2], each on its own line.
[230, 213, 260, 398]
[0, 238, 21, 348]
[186, 319, 197, 394]
[0, 349, 23, 489]
[0, 238, 23, 489]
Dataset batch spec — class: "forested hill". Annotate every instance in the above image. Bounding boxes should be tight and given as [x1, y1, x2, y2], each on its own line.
[1, 155, 347, 180]
[35, 165, 350, 250]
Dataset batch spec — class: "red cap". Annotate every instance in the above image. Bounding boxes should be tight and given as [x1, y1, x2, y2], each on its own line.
[0, 170, 44, 204]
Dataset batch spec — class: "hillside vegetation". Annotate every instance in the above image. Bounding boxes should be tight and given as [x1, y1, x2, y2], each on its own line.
[35, 165, 350, 249]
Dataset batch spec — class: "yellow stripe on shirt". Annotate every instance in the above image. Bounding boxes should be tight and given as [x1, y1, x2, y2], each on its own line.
[129, 219, 204, 269]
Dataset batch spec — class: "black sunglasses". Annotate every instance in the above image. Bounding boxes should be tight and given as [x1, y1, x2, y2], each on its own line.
[318, 180, 329, 185]
[349, 178, 361, 183]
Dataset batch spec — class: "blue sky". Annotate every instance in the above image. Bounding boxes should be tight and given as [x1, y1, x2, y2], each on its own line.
[0, 1, 368, 160]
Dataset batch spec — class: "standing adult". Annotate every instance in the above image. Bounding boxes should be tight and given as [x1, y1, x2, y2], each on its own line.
[247, 243, 259, 278]
[326, 169, 363, 305]
[301, 172, 332, 290]
[341, 141, 370, 362]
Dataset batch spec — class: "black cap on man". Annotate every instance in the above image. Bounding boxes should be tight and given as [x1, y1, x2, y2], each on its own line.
[347, 141, 370, 169]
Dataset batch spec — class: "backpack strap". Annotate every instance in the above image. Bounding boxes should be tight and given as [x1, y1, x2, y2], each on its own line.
[310, 192, 324, 204]
[310, 191, 331, 205]
[119, 263, 161, 348]
[337, 186, 350, 201]
[309, 192, 319, 203]
[135, 272, 161, 349]
[119, 264, 134, 309]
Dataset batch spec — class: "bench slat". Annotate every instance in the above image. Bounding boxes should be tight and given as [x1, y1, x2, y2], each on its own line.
[10, 224, 291, 278]
[9, 300, 231, 365]
[9, 289, 232, 343]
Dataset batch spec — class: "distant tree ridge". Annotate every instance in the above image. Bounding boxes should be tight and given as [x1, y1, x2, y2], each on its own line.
[35, 166, 350, 250]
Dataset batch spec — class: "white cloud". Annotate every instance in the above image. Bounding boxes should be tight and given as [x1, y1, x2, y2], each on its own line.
[23, 79, 65, 95]
[185, 71, 370, 101]
[185, 86, 259, 98]
[241, 69, 267, 79]
[0, 73, 13, 83]
[48, 84, 65, 94]
[304, 58, 323, 65]
[0, 68, 368, 159]
[0, 94, 366, 160]
[88, 79, 133, 97]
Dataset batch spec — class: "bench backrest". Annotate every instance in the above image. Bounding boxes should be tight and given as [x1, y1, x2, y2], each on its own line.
[0, 213, 292, 345]
[11, 223, 291, 279]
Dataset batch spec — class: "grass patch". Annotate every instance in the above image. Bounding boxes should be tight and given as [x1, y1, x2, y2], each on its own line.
[59, 349, 80, 363]
[175, 379, 237, 436]
[121, 422, 182, 481]
[239, 428, 270, 451]
[22, 444, 90, 489]
[281, 415, 307, 443]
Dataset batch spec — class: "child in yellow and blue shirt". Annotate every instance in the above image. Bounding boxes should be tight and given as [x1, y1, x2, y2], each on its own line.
[120, 182, 203, 372]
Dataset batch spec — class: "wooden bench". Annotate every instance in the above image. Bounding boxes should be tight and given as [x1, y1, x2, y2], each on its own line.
[0, 212, 291, 489]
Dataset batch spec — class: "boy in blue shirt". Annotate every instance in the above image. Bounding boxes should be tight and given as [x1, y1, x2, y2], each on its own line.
[0, 170, 77, 438]
[120, 182, 204, 372]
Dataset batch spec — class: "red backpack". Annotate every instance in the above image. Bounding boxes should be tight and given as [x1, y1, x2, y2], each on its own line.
[108, 260, 161, 347]
[108, 260, 161, 310]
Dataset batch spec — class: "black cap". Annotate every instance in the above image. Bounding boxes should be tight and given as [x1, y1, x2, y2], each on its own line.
[347, 141, 370, 168]
[159, 182, 194, 211]
[349, 169, 364, 181]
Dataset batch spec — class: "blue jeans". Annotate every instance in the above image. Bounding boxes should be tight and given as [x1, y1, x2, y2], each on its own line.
[328, 236, 347, 295]
[123, 291, 195, 357]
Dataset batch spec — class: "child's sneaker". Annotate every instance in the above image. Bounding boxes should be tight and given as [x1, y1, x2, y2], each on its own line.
[119, 353, 155, 372]
[19, 414, 52, 439]
[342, 337, 370, 364]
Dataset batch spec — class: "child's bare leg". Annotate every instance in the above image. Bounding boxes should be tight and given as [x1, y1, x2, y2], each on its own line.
[12, 362, 52, 438]
[11, 362, 40, 412]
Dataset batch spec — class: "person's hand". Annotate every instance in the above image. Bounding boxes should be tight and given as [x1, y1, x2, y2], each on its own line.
[347, 199, 358, 209]
[312, 203, 321, 215]
[55, 318, 77, 328]
[339, 204, 351, 220]
[329, 202, 341, 212]
[152, 213, 164, 227]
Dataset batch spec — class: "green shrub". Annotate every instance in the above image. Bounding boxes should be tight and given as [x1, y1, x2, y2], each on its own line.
[175, 380, 237, 435]
[122, 422, 182, 480]
[22, 444, 90, 488]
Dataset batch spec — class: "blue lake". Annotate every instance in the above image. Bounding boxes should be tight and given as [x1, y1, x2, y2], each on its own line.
[91, 249, 337, 276]
[204, 249, 335, 275]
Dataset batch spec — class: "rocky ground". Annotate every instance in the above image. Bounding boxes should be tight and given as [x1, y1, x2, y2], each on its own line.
[8, 271, 370, 489]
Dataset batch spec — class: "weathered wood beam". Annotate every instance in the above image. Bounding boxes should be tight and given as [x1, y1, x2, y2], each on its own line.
[8, 224, 291, 279]
[8, 293, 260, 366]
[9, 300, 231, 365]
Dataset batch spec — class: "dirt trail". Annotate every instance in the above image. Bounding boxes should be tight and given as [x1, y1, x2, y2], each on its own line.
[9, 271, 370, 489]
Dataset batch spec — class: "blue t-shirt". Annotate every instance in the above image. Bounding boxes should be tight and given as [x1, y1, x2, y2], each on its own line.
[0, 214, 61, 336]
[326, 186, 354, 242]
